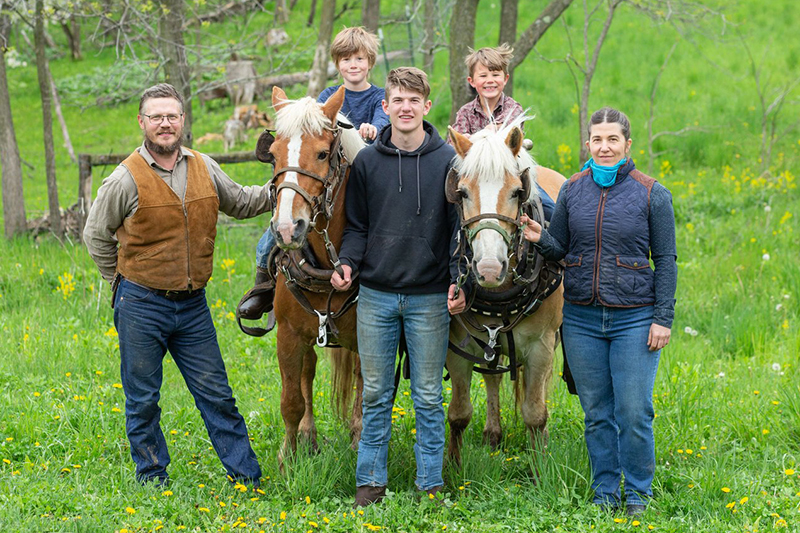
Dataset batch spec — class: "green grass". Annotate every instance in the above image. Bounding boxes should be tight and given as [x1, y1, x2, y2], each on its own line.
[1, 0, 800, 531]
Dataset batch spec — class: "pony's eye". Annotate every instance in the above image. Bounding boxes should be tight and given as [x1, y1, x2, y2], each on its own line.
[458, 188, 468, 199]
[317, 151, 329, 161]
[513, 187, 525, 198]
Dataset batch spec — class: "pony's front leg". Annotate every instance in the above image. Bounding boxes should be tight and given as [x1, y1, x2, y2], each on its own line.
[276, 326, 306, 467]
[482, 373, 504, 448]
[446, 349, 474, 467]
[298, 345, 318, 453]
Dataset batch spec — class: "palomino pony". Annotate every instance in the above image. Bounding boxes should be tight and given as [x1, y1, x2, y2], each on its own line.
[445, 121, 566, 465]
[256, 86, 366, 463]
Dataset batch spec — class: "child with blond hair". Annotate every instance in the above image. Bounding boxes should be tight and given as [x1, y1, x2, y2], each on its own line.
[452, 44, 555, 219]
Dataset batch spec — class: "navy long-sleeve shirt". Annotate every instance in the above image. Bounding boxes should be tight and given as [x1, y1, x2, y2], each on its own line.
[317, 84, 390, 140]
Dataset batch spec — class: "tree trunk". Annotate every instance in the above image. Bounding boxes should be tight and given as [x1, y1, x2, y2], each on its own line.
[362, 0, 380, 33]
[307, 0, 317, 26]
[159, 0, 193, 147]
[448, 0, 479, 124]
[35, 0, 62, 236]
[307, 0, 336, 97]
[422, 0, 436, 72]
[61, 15, 82, 61]
[498, 0, 518, 96]
[275, 0, 289, 23]
[0, 8, 27, 238]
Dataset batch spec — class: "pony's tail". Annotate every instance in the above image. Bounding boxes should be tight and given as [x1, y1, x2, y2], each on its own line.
[328, 347, 357, 420]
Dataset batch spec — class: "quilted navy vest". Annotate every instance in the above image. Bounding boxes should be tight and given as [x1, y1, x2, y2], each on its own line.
[563, 160, 656, 307]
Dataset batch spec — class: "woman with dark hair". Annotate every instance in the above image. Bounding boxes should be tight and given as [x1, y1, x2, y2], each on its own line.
[520, 107, 677, 516]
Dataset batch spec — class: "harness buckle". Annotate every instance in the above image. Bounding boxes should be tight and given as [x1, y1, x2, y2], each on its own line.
[483, 325, 502, 361]
[314, 310, 328, 347]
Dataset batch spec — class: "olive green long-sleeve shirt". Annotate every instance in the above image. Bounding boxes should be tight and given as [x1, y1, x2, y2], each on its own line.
[84, 144, 270, 282]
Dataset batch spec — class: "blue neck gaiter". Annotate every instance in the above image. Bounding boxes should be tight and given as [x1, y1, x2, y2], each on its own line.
[582, 158, 627, 188]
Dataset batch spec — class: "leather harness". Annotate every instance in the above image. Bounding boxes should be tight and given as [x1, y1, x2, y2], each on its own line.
[448, 168, 563, 381]
[237, 123, 359, 344]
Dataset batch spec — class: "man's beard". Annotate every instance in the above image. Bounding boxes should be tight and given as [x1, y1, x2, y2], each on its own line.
[144, 132, 182, 155]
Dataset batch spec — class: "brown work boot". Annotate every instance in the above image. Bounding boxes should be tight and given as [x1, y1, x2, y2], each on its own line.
[353, 485, 386, 508]
[237, 267, 274, 319]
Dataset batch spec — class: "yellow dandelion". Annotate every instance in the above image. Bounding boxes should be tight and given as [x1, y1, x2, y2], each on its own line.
[308, 521, 318, 528]
[721, 487, 731, 493]
[162, 490, 173, 496]
[198, 507, 210, 513]
[2, 459, 10, 465]
[613, 517, 626, 523]
[305, 495, 311, 504]
[280, 511, 286, 520]
[632, 521, 641, 527]
[125, 507, 136, 515]
[726, 502, 735, 509]
[763, 429, 770, 435]
[775, 518, 787, 528]
[739, 496, 748, 504]
[785, 469, 795, 476]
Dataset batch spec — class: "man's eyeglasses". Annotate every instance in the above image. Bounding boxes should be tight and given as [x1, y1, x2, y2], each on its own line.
[143, 113, 183, 125]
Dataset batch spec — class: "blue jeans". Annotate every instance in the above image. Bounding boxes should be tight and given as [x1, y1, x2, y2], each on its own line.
[356, 286, 450, 491]
[113, 279, 262, 483]
[561, 302, 660, 506]
[255, 229, 275, 269]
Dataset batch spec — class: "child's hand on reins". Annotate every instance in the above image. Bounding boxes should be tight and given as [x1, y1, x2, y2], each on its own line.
[519, 214, 542, 243]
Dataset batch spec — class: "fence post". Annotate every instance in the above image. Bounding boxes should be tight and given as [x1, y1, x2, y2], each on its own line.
[77, 153, 92, 240]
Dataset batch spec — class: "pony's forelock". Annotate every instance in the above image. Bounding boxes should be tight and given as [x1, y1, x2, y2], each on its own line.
[273, 97, 365, 160]
[454, 115, 538, 201]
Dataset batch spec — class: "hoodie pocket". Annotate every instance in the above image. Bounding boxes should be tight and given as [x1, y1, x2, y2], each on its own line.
[364, 234, 439, 286]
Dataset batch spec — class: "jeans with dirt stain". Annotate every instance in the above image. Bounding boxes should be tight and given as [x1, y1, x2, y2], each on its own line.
[113, 279, 261, 484]
[355, 286, 450, 491]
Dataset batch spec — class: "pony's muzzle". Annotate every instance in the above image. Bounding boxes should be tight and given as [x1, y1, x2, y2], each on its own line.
[272, 217, 308, 249]
[473, 257, 508, 287]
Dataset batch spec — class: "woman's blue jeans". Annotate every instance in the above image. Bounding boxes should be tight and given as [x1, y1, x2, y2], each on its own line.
[561, 302, 660, 506]
[355, 286, 450, 491]
[113, 279, 262, 483]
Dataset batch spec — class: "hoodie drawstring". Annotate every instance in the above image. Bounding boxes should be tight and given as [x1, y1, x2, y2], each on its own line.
[396, 149, 402, 192]
[416, 153, 421, 215]
[395, 148, 422, 215]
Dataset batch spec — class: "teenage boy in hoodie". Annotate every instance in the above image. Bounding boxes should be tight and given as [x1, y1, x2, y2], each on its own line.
[331, 67, 467, 507]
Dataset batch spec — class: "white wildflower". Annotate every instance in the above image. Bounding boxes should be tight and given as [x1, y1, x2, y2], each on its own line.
[762, 253, 770, 261]
[776, 304, 783, 311]
[717, 372, 725, 378]
[771, 363, 781, 372]
[764, 205, 772, 212]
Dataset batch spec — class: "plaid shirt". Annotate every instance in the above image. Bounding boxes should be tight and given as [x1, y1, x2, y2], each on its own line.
[452, 94, 524, 135]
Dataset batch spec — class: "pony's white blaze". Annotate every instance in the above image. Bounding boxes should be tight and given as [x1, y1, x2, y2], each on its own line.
[275, 132, 304, 244]
[473, 178, 508, 285]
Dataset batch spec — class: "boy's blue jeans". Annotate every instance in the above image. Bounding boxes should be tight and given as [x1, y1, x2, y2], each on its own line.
[255, 229, 275, 269]
[355, 286, 450, 491]
[114, 279, 262, 483]
[561, 302, 660, 507]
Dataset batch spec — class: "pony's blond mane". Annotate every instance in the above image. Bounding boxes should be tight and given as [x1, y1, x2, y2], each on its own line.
[274, 96, 366, 161]
[454, 115, 539, 202]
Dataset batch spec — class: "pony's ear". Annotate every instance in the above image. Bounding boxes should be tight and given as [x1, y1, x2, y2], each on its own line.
[505, 127, 523, 157]
[321, 86, 346, 124]
[255, 130, 275, 164]
[444, 167, 462, 204]
[272, 86, 289, 111]
[448, 126, 472, 158]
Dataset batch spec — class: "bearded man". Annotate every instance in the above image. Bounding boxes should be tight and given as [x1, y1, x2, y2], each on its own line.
[84, 83, 269, 486]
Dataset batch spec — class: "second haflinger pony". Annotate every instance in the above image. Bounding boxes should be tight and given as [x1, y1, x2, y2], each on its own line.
[251, 86, 366, 463]
[445, 120, 566, 465]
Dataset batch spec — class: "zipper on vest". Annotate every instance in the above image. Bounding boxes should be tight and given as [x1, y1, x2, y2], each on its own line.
[592, 189, 608, 302]
[183, 203, 192, 290]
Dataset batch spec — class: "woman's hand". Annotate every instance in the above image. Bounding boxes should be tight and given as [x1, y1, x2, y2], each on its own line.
[519, 214, 542, 243]
[648, 323, 671, 351]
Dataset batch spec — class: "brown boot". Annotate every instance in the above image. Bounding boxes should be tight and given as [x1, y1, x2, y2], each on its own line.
[237, 267, 274, 320]
[353, 485, 386, 508]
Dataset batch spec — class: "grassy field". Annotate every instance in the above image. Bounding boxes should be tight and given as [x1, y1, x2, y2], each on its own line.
[1, 0, 800, 531]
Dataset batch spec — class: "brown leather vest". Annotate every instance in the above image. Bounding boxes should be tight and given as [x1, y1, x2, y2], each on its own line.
[116, 149, 220, 291]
